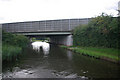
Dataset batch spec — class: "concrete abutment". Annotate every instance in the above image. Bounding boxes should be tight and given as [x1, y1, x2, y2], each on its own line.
[50, 35, 73, 46]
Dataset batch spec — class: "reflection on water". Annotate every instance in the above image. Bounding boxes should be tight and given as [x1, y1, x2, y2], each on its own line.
[31, 41, 50, 57]
[67, 51, 73, 61]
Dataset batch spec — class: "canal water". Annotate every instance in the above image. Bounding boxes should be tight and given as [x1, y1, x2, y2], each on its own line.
[2, 41, 120, 79]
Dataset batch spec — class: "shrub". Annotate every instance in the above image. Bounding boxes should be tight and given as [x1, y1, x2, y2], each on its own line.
[2, 31, 29, 61]
[2, 45, 22, 61]
[2, 30, 29, 47]
[73, 13, 119, 49]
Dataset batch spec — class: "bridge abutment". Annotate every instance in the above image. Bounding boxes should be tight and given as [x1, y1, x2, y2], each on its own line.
[50, 35, 73, 46]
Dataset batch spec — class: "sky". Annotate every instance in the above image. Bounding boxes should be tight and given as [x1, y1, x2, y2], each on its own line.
[0, 0, 119, 23]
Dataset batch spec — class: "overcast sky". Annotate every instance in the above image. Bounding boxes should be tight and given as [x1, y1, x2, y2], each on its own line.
[0, 0, 119, 23]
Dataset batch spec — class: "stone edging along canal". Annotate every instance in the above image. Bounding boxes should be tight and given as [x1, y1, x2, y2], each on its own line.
[59, 45, 120, 64]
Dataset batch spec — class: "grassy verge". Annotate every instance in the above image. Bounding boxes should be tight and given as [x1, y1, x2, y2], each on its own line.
[2, 45, 22, 61]
[60, 45, 120, 63]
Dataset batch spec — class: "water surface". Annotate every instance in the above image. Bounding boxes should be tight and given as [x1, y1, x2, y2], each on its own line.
[3, 41, 120, 79]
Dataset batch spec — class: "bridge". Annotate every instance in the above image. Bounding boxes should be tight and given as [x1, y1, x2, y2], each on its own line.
[2, 18, 91, 46]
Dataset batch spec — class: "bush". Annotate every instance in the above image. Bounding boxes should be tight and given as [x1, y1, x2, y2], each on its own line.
[2, 31, 29, 61]
[2, 30, 29, 47]
[2, 45, 22, 61]
[73, 13, 119, 49]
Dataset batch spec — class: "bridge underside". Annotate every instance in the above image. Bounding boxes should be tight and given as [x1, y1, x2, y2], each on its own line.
[13, 31, 73, 46]
[13, 31, 71, 36]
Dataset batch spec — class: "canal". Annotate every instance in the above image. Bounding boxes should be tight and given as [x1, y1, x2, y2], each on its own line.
[2, 41, 120, 79]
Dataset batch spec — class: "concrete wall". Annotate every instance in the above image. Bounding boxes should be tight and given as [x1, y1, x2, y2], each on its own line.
[50, 35, 73, 46]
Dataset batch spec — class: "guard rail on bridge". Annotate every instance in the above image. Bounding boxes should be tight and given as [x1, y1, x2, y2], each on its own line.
[2, 18, 91, 33]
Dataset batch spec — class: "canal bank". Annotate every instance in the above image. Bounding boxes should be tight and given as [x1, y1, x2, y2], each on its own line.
[60, 45, 120, 64]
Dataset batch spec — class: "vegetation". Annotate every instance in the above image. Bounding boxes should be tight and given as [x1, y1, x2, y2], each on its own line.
[31, 37, 50, 42]
[2, 45, 22, 61]
[2, 31, 29, 61]
[73, 13, 119, 49]
[2, 31, 29, 48]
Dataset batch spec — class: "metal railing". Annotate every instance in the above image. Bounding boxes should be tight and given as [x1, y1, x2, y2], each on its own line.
[2, 18, 91, 33]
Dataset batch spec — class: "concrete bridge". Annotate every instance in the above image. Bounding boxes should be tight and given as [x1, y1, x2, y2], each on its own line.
[2, 18, 91, 46]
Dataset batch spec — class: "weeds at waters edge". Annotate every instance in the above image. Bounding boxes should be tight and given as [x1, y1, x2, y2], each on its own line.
[2, 45, 22, 61]
[60, 45, 120, 63]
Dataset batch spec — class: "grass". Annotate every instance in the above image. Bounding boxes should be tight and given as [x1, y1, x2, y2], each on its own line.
[32, 39, 43, 42]
[60, 45, 119, 62]
[2, 44, 22, 61]
[32, 39, 49, 43]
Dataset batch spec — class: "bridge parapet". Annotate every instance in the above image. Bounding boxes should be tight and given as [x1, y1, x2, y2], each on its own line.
[2, 18, 91, 33]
